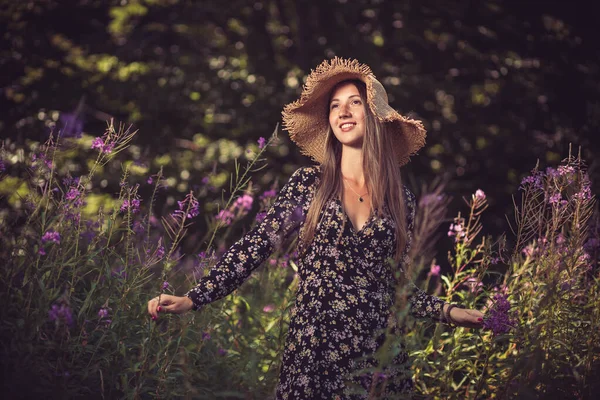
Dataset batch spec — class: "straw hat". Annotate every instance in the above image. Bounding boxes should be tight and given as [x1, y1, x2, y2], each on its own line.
[281, 57, 426, 166]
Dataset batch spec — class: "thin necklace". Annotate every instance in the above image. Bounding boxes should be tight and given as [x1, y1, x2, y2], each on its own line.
[343, 177, 368, 203]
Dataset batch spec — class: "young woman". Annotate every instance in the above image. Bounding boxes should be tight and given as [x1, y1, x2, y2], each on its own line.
[147, 57, 484, 399]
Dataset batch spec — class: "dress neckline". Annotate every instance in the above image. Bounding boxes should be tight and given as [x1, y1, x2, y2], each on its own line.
[334, 197, 376, 234]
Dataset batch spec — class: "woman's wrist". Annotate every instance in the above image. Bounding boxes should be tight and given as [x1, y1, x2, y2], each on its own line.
[445, 303, 456, 326]
[185, 292, 200, 311]
[442, 302, 464, 326]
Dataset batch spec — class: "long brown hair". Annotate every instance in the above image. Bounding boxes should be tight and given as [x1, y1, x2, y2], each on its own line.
[299, 79, 409, 266]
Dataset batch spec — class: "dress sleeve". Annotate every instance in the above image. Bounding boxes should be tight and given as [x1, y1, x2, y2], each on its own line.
[403, 187, 446, 321]
[185, 166, 317, 311]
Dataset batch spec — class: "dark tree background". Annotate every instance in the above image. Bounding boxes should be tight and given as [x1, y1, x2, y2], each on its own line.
[2, 0, 599, 251]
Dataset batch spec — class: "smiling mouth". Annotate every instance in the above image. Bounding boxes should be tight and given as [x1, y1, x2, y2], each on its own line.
[340, 123, 356, 130]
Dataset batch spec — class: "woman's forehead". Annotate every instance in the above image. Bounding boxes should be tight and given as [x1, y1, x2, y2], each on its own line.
[330, 82, 360, 100]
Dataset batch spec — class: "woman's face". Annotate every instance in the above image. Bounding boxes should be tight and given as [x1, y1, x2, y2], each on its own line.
[328, 82, 366, 148]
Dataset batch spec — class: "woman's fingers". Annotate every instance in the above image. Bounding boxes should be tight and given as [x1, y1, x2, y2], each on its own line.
[147, 295, 193, 319]
[161, 296, 193, 314]
[454, 308, 485, 328]
[147, 296, 160, 320]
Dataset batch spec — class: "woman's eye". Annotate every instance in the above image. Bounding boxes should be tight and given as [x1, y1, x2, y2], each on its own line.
[352, 100, 361, 105]
[330, 104, 338, 109]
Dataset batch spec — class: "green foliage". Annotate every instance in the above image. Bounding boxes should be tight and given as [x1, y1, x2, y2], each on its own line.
[0, 126, 292, 398]
[404, 150, 599, 399]
[2, 123, 598, 398]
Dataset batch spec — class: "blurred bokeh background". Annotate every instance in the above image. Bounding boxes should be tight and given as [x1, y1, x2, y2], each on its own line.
[2, 0, 599, 249]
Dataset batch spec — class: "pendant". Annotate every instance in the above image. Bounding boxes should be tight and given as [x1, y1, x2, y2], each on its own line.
[359, 196, 364, 202]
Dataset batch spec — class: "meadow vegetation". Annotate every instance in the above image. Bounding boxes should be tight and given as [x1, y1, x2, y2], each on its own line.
[0, 126, 598, 399]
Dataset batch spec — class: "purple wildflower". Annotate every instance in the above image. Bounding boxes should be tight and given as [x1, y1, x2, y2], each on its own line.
[31, 153, 53, 170]
[520, 170, 544, 190]
[218, 348, 228, 356]
[428, 264, 441, 277]
[91, 136, 115, 154]
[202, 331, 211, 341]
[156, 245, 165, 258]
[557, 165, 575, 177]
[578, 252, 591, 265]
[0, 159, 5, 172]
[201, 176, 210, 185]
[257, 137, 266, 149]
[448, 220, 466, 242]
[216, 209, 234, 225]
[132, 198, 141, 212]
[573, 176, 592, 201]
[483, 293, 516, 335]
[62, 176, 80, 186]
[121, 197, 141, 213]
[98, 308, 109, 318]
[65, 187, 80, 201]
[91, 137, 104, 150]
[263, 304, 275, 313]
[173, 193, 200, 219]
[545, 167, 559, 179]
[548, 192, 562, 205]
[147, 176, 153, 184]
[474, 189, 486, 200]
[65, 209, 82, 225]
[234, 194, 253, 212]
[522, 244, 536, 258]
[42, 230, 61, 244]
[48, 303, 73, 326]
[162, 281, 169, 290]
[103, 142, 115, 154]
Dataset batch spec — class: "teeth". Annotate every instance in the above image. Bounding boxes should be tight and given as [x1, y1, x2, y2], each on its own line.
[341, 123, 354, 129]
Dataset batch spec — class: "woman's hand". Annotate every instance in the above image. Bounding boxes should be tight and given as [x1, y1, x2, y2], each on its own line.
[449, 306, 485, 329]
[147, 294, 194, 320]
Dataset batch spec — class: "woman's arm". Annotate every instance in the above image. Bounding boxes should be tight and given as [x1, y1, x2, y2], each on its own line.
[403, 187, 483, 327]
[185, 166, 318, 311]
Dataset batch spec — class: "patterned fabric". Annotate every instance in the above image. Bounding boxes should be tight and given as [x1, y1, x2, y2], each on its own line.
[186, 166, 446, 399]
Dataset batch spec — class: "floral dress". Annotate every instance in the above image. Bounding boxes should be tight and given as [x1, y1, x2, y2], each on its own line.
[186, 166, 446, 399]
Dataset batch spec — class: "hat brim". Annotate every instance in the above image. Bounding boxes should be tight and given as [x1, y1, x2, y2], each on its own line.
[282, 57, 426, 166]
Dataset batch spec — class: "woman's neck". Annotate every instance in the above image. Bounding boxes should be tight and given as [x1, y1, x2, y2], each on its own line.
[340, 146, 365, 186]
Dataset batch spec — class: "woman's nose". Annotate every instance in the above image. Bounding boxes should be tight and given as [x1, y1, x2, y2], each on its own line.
[339, 103, 351, 117]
